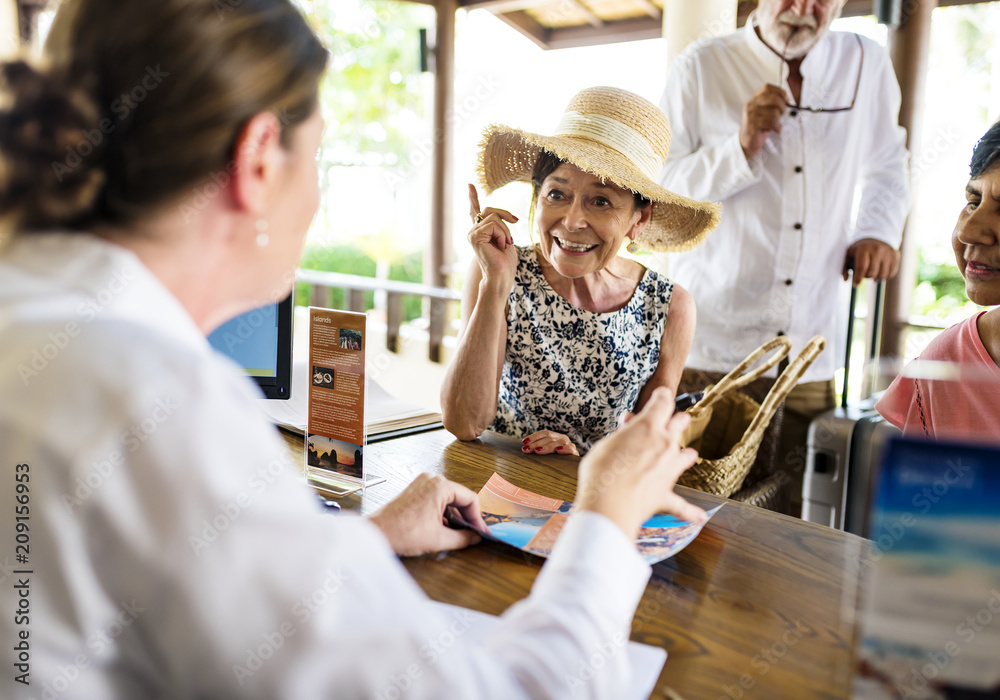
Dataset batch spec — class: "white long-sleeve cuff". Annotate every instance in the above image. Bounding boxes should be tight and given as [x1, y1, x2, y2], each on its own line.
[726, 131, 764, 183]
[534, 510, 651, 624]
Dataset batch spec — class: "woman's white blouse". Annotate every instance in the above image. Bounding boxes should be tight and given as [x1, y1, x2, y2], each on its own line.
[0, 233, 650, 699]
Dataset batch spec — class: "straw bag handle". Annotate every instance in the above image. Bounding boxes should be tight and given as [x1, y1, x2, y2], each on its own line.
[745, 335, 827, 437]
[692, 336, 793, 415]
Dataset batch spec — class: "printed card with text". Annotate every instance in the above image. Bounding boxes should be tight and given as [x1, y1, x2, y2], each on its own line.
[305, 308, 369, 495]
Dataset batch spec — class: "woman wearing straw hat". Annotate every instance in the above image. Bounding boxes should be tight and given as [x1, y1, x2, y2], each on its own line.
[442, 86, 721, 456]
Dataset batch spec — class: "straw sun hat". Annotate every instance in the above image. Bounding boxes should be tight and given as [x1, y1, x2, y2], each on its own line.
[477, 86, 720, 252]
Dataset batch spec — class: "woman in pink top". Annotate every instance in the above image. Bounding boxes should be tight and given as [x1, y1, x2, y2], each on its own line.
[876, 122, 1000, 440]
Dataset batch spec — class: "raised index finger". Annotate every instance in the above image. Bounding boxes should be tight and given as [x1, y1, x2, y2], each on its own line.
[468, 183, 482, 220]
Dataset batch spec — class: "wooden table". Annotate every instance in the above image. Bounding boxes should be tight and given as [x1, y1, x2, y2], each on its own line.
[284, 428, 866, 700]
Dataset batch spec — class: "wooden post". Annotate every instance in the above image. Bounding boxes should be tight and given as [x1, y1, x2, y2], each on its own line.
[309, 285, 329, 309]
[428, 0, 456, 362]
[386, 292, 403, 353]
[348, 288, 365, 313]
[429, 297, 446, 363]
[881, 0, 937, 363]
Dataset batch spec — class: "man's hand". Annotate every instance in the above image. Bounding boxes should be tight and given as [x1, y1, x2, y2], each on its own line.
[740, 84, 790, 160]
[370, 473, 490, 557]
[843, 238, 900, 286]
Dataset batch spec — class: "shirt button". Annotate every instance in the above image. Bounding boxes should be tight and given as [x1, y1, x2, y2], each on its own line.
[795, 166, 803, 173]
[777, 330, 786, 336]
[784, 279, 793, 286]
[789, 110, 798, 117]
[794, 222, 802, 230]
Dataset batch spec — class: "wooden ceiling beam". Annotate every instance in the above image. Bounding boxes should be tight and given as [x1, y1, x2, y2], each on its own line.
[544, 15, 662, 50]
[460, 0, 548, 12]
[493, 9, 550, 49]
[408, 0, 993, 50]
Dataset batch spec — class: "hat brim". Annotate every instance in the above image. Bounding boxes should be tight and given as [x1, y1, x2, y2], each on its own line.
[477, 124, 721, 253]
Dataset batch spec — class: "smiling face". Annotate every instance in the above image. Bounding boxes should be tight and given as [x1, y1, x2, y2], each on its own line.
[533, 163, 651, 279]
[954, 164, 1000, 306]
[756, 0, 845, 58]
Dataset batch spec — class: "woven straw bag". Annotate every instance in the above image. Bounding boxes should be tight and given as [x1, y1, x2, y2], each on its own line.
[678, 335, 826, 497]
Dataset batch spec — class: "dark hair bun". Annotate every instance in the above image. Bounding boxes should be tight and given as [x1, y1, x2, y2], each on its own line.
[0, 60, 106, 231]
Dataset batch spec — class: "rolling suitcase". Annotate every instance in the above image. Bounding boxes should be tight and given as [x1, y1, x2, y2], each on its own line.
[801, 269, 901, 536]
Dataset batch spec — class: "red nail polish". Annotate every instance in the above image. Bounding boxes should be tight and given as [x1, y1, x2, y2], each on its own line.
[534, 447, 542, 452]
[522, 446, 530, 452]
[522, 438, 530, 444]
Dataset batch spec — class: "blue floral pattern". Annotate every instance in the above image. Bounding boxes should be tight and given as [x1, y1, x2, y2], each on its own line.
[491, 245, 674, 452]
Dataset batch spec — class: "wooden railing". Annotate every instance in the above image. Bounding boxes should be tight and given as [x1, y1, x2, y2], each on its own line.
[295, 269, 462, 363]
[297, 268, 951, 367]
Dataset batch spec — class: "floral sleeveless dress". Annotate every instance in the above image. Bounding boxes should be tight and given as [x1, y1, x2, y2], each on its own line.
[491, 245, 675, 452]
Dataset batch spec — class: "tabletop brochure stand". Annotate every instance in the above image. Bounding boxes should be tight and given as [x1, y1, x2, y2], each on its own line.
[304, 307, 384, 497]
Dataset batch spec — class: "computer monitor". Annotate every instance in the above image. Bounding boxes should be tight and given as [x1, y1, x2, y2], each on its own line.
[208, 294, 293, 400]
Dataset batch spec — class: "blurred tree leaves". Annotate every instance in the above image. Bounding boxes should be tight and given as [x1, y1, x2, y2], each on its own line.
[297, 0, 431, 166]
[917, 258, 966, 305]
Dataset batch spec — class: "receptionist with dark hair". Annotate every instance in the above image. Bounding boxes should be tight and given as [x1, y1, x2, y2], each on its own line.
[0, 0, 702, 697]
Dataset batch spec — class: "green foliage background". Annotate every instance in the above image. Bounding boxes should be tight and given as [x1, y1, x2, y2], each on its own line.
[292, 1, 431, 320]
[301, 0, 430, 166]
[295, 245, 425, 321]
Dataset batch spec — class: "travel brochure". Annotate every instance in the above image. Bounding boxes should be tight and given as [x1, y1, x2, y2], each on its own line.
[476, 473, 722, 565]
[305, 307, 383, 495]
[853, 438, 1000, 699]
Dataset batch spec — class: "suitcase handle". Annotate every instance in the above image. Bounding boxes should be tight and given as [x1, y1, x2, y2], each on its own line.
[842, 258, 885, 408]
[843, 260, 858, 409]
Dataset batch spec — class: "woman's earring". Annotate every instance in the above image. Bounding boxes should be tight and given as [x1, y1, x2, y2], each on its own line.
[627, 240, 639, 254]
[256, 219, 270, 248]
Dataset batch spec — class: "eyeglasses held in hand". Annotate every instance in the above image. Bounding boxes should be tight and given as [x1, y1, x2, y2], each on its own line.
[778, 32, 864, 114]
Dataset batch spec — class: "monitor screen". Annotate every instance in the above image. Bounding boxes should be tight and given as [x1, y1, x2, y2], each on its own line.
[208, 294, 293, 400]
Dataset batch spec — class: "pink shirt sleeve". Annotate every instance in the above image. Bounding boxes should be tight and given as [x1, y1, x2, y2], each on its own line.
[875, 312, 1000, 441]
[875, 372, 917, 433]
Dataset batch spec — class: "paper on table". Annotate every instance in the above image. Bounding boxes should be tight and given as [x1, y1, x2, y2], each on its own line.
[478, 473, 722, 565]
[428, 601, 666, 700]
